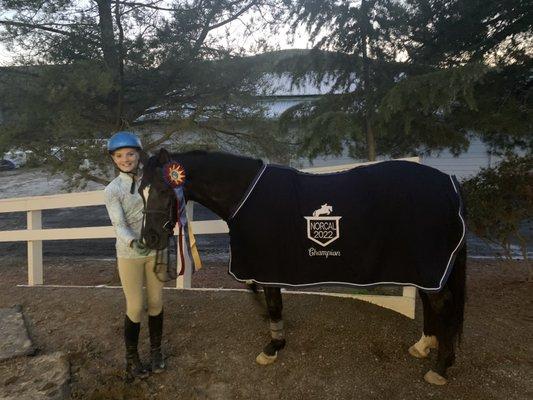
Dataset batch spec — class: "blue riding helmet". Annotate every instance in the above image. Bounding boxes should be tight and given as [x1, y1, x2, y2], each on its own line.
[107, 131, 143, 153]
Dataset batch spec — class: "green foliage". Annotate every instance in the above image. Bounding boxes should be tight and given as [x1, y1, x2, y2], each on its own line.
[461, 65, 532, 151]
[280, 0, 532, 161]
[279, 91, 365, 159]
[0, 0, 284, 188]
[401, 0, 532, 153]
[281, 0, 413, 160]
[375, 63, 489, 156]
[379, 64, 489, 121]
[405, 0, 531, 66]
[462, 155, 532, 273]
[1, 63, 115, 143]
[284, 0, 410, 62]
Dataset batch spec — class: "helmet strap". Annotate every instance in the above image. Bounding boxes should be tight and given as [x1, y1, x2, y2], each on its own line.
[126, 169, 139, 194]
[129, 174, 136, 194]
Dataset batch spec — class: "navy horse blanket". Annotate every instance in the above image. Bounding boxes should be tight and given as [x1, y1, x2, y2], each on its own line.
[227, 160, 465, 291]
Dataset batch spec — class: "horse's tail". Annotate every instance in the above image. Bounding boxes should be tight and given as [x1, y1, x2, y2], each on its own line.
[449, 243, 467, 344]
[450, 175, 467, 344]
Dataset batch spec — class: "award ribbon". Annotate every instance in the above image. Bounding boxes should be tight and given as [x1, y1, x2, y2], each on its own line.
[163, 162, 202, 275]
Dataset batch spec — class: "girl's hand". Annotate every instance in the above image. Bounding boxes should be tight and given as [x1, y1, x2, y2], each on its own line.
[130, 239, 151, 256]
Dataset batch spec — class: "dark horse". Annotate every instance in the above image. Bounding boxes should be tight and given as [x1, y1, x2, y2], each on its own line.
[140, 149, 467, 386]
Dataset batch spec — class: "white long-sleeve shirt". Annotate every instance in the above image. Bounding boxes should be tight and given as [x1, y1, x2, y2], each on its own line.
[104, 172, 155, 258]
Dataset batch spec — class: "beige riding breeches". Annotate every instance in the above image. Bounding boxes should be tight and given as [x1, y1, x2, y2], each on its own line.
[117, 256, 164, 323]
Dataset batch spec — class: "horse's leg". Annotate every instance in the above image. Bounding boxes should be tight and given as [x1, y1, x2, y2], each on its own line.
[423, 288, 456, 385]
[422, 245, 467, 385]
[256, 287, 286, 365]
[409, 291, 438, 358]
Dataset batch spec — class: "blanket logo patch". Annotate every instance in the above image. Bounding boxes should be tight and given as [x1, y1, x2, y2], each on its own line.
[304, 203, 342, 248]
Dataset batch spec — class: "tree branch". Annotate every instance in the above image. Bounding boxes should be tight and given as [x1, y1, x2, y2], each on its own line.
[0, 19, 101, 46]
[115, 0, 125, 126]
[191, 0, 258, 55]
[207, 0, 258, 31]
[199, 123, 252, 138]
[112, 0, 182, 12]
[145, 128, 179, 150]
[79, 170, 110, 186]
[191, 6, 220, 55]
[0, 19, 72, 36]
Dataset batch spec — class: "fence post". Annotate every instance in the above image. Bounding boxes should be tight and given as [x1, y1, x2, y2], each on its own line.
[402, 286, 416, 299]
[27, 210, 43, 285]
[176, 202, 194, 289]
[402, 286, 416, 319]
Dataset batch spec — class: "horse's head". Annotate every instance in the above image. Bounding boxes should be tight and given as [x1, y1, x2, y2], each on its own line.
[139, 148, 179, 250]
[141, 148, 264, 236]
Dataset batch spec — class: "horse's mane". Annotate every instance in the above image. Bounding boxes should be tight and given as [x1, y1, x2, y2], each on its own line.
[142, 149, 263, 193]
[140, 154, 160, 188]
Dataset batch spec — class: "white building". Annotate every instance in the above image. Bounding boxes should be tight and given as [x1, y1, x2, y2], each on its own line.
[257, 72, 502, 179]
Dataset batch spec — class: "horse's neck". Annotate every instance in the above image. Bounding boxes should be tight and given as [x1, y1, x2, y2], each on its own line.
[178, 152, 263, 221]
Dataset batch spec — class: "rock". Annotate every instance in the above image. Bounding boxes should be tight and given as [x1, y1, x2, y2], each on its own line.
[0, 307, 35, 361]
[0, 352, 70, 399]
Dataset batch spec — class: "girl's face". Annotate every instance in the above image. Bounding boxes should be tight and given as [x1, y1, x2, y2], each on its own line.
[111, 147, 139, 172]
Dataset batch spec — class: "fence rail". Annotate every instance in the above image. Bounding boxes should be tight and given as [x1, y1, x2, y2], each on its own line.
[0, 158, 419, 318]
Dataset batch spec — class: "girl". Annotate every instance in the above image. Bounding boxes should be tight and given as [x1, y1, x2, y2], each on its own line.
[104, 131, 165, 382]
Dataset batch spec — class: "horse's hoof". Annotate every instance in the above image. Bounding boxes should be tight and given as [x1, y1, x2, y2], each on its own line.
[408, 344, 429, 358]
[424, 370, 447, 385]
[255, 351, 277, 365]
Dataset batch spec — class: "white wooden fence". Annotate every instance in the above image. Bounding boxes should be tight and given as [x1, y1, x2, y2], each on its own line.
[0, 159, 419, 318]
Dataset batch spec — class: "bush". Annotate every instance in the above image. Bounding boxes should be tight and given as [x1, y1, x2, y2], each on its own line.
[462, 155, 532, 281]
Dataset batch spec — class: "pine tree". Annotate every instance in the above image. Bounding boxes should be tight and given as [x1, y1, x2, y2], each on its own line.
[0, 0, 284, 187]
[279, 0, 531, 161]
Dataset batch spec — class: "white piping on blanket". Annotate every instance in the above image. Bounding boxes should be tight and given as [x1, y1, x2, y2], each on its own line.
[228, 163, 267, 220]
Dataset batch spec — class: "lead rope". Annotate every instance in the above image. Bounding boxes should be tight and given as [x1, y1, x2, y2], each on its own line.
[168, 235, 178, 279]
[153, 197, 183, 283]
[127, 169, 138, 194]
[153, 237, 178, 282]
[141, 186, 170, 283]
[141, 182, 175, 283]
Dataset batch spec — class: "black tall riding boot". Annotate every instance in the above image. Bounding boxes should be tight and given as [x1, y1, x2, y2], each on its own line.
[148, 311, 166, 373]
[124, 315, 149, 382]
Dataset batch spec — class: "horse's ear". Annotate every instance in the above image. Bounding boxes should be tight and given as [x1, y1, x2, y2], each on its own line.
[157, 148, 171, 164]
[138, 150, 149, 165]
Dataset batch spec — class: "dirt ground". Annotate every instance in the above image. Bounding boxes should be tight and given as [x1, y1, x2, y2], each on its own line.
[0, 258, 532, 400]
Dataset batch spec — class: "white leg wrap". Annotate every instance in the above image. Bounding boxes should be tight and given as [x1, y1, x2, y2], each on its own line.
[270, 320, 285, 340]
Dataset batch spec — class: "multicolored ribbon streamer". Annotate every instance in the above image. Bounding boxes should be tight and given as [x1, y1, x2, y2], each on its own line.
[163, 162, 202, 275]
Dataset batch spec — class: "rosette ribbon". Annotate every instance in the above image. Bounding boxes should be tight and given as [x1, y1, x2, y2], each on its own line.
[163, 162, 202, 275]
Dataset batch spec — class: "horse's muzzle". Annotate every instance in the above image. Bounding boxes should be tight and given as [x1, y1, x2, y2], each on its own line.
[143, 229, 169, 250]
